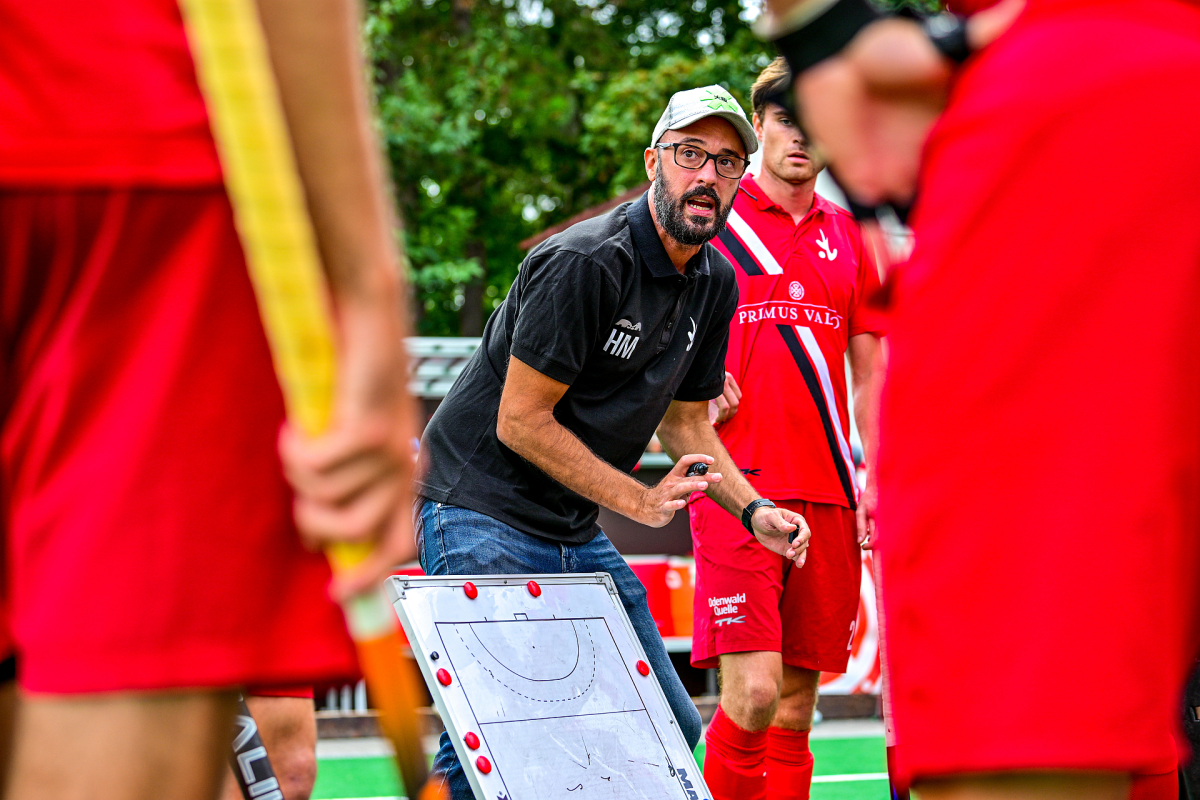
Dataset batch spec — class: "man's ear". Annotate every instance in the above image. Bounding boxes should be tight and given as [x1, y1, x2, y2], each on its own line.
[644, 147, 658, 181]
[752, 112, 765, 142]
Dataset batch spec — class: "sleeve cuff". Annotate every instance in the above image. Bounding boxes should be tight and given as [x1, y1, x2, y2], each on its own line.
[509, 344, 580, 386]
[674, 379, 725, 403]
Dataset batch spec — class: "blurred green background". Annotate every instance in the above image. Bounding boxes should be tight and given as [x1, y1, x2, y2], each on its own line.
[368, 0, 939, 336]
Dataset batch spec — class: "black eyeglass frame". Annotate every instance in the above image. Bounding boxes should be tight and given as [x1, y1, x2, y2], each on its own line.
[654, 142, 750, 180]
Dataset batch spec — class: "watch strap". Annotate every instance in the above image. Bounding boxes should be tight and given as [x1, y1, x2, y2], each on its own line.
[742, 498, 777, 533]
[772, 0, 882, 76]
[923, 13, 971, 64]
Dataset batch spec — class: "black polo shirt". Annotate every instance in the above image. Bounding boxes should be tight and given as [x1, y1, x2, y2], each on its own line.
[416, 193, 738, 544]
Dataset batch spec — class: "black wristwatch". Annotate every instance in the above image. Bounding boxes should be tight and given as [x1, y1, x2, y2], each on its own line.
[742, 499, 777, 533]
[922, 13, 972, 64]
[771, 0, 882, 76]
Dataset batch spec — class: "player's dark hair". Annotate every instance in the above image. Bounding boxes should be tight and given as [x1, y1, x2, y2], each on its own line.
[751, 56, 796, 121]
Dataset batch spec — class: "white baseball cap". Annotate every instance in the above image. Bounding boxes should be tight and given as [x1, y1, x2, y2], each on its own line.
[650, 85, 758, 156]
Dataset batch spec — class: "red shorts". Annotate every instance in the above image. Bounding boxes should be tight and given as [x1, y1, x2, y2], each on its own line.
[0, 188, 358, 693]
[246, 685, 315, 700]
[689, 496, 860, 672]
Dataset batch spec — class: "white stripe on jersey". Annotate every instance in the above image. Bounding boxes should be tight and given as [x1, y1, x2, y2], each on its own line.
[795, 325, 858, 495]
[727, 209, 784, 275]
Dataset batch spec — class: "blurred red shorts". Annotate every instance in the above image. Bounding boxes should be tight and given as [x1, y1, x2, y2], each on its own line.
[0, 188, 357, 693]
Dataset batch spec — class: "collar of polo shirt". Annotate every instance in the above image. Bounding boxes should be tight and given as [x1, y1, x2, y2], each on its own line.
[737, 175, 841, 219]
[628, 193, 711, 279]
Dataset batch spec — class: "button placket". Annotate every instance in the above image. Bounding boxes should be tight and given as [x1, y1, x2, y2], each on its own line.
[657, 276, 695, 353]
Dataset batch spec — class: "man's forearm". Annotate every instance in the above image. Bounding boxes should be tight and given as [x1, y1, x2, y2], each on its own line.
[499, 412, 651, 522]
[256, 0, 402, 309]
[656, 404, 760, 519]
[849, 334, 883, 472]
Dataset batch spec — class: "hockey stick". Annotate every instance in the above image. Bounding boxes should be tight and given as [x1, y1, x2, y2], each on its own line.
[176, 1, 436, 797]
[230, 697, 283, 800]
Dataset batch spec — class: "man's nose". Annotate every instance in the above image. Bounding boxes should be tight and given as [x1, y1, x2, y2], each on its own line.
[696, 158, 721, 183]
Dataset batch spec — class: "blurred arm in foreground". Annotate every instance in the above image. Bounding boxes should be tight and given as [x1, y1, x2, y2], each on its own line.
[262, 0, 419, 599]
[757, 0, 1024, 210]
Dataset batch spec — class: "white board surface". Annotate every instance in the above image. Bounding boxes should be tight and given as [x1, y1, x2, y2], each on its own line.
[386, 574, 712, 800]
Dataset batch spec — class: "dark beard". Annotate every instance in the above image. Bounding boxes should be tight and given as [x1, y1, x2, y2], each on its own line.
[653, 169, 733, 247]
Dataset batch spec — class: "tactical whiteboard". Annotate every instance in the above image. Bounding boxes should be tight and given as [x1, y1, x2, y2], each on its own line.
[385, 574, 712, 800]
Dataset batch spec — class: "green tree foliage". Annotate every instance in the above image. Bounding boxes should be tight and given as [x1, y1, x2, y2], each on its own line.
[367, 0, 939, 335]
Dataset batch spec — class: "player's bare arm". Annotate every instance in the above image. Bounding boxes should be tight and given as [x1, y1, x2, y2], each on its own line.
[760, 0, 1024, 206]
[260, 0, 419, 598]
[708, 371, 742, 425]
[656, 399, 811, 566]
[849, 332, 883, 548]
[497, 356, 716, 528]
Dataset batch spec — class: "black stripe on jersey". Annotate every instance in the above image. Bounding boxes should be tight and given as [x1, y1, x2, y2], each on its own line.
[717, 230, 763, 276]
[776, 324, 857, 510]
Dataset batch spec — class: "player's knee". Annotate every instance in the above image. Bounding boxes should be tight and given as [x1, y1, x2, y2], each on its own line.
[775, 679, 819, 730]
[274, 746, 318, 800]
[724, 679, 781, 729]
[772, 699, 816, 731]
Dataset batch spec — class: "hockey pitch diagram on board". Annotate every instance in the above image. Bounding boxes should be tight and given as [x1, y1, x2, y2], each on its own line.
[386, 574, 712, 800]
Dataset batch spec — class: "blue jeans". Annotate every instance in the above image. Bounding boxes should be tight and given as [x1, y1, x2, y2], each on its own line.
[415, 498, 702, 800]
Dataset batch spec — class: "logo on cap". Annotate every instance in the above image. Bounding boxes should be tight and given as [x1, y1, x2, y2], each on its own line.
[702, 88, 739, 114]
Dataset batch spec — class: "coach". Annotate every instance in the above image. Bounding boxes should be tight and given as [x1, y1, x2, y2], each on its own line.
[416, 85, 811, 799]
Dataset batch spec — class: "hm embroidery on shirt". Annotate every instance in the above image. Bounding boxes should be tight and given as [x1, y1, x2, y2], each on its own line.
[603, 327, 639, 359]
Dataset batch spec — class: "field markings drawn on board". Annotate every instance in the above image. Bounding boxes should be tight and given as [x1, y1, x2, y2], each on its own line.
[388, 575, 714, 800]
[436, 617, 680, 800]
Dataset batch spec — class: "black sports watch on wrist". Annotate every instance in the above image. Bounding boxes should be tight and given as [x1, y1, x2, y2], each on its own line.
[742, 498, 777, 534]
[922, 13, 972, 64]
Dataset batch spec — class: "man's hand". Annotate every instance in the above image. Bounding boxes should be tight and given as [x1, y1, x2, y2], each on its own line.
[634, 455, 723, 528]
[751, 506, 811, 567]
[856, 471, 878, 550]
[279, 309, 418, 602]
[255, 0, 422, 601]
[708, 372, 742, 425]
[790, 0, 1025, 207]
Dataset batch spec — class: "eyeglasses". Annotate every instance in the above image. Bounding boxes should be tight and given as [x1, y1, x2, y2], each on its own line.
[655, 142, 749, 180]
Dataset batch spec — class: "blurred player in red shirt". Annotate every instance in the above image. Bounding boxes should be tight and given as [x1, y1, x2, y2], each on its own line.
[693, 58, 884, 800]
[0, 0, 417, 796]
[756, 0, 1200, 798]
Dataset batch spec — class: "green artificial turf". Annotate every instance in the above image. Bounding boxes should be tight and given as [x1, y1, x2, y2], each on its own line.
[312, 757, 403, 799]
[811, 737, 888, 776]
[314, 735, 889, 800]
[811, 778, 890, 800]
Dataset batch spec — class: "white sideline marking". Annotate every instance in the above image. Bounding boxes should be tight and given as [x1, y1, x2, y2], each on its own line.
[812, 772, 890, 783]
[326, 774, 891, 800]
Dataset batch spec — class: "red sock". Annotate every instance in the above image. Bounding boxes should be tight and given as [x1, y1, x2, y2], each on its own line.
[1130, 770, 1178, 800]
[764, 727, 814, 800]
[703, 705, 768, 800]
[885, 745, 910, 800]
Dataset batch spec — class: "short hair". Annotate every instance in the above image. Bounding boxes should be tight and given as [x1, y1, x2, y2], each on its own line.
[750, 57, 793, 120]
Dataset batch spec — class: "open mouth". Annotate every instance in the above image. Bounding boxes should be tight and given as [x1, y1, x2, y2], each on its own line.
[684, 194, 717, 217]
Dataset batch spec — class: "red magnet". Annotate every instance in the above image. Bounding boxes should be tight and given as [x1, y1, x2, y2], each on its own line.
[526, 580, 542, 597]
[636, 660, 650, 676]
[463, 581, 478, 599]
[476, 756, 492, 774]
[436, 668, 452, 686]
[464, 732, 480, 750]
